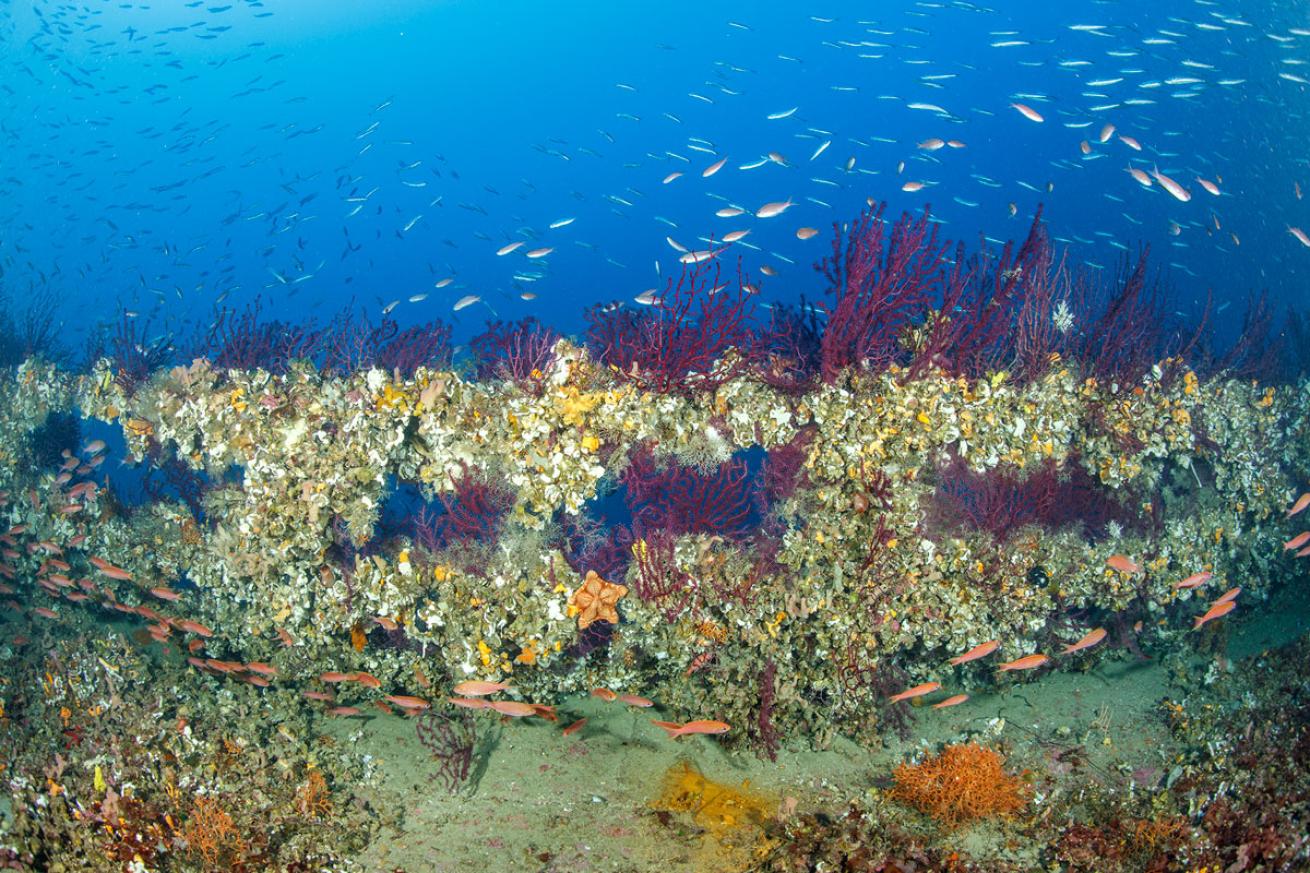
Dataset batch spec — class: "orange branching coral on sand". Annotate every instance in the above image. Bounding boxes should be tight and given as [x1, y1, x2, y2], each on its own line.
[182, 796, 247, 867]
[888, 741, 1029, 828]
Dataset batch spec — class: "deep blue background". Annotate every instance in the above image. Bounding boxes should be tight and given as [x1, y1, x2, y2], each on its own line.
[1, 0, 1303, 354]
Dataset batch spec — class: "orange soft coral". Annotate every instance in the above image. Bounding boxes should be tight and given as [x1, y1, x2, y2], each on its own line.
[888, 741, 1029, 828]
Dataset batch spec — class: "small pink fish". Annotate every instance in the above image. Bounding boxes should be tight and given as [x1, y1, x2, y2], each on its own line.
[1287, 493, 1310, 517]
[889, 682, 942, 703]
[1106, 554, 1142, 574]
[385, 695, 432, 711]
[1173, 571, 1213, 590]
[1283, 532, 1310, 551]
[619, 693, 654, 708]
[948, 639, 999, 665]
[998, 653, 1050, 672]
[1213, 586, 1241, 606]
[651, 719, 731, 739]
[448, 697, 490, 710]
[451, 680, 512, 697]
[1060, 628, 1107, 656]
[1194, 599, 1236, 629]
[932, 694, 969, 710]
[488, 700, 538, 718]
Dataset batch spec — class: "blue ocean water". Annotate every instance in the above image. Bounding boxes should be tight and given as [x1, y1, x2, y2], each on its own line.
[2, 0, 1301, 347]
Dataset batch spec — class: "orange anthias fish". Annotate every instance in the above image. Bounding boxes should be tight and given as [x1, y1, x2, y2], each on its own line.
[1213, 586, 1241, 605]
[619, 693, 654, 708]
[1194, 599, 1237, 629]
[888, 682, 942, 703]
[562, 718, 588, 736]
[998, 653, 1050, 672]
[174, 619, 213, 638]
[488, 700, 538, 718]
[948, 639, 999, 665]
[591, 687, 619, 702]
[384, 695, 431, 711]
[450, 692, 492, 707]
[448, 697, 490, 710]
[1060, 628, 1107, 656]
[1106, 554, 1142, 574]
[651, 719, 731, 739]
[932, 694, 969, 709]
[1174, 571, 1213, 590]
[451, 680, 511, 697]
[1287, 492, 1310, 517]
[1282, 532, 1310, 551]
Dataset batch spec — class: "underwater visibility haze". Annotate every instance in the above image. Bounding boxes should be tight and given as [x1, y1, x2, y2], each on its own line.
[2, 0, 1310, 870]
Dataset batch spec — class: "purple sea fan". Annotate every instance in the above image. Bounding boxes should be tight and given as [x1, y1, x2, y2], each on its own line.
[815, 203, 964, 382]
[200, 297, 320, 374]
[621, 445, 758, 539]
[469, 317, 559, 388]
[374, 320, 453, 377]
[413, 464, 514, 550]
[585, 258, 758, 395]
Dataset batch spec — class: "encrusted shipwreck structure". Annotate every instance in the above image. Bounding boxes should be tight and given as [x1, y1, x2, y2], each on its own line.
[2, 205, 1307, 753]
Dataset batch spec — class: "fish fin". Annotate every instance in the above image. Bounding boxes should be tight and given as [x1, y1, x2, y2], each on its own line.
[650, 720, 683, 738]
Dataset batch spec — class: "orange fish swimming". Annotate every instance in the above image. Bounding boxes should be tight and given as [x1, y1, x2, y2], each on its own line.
[1213, 586, 1241, 605]
[1173, 571, 1213, 590]
[89, 557, 132, 580]
[889, 682, 942, 703]
[1060, 628, 1107, 655]
[1287, 492, 1310, 517]
[651, 719, 731, 739]
[174, 619, 213, 638]
[998, 653, 1049, 672]
[591, 687, 619, 701]
[448, 697, 490, 710]
[1106, 554, 1142, 574]
[384, 695, 431, 711]
[452, 680, 511, 697]
[1194, 599, 1236, 629]
[932, 694, 969, 709]
[1283, 532, 1310, 551]
[562, 718, 588, 737]
[948, 640, 999, 665]
[350, 671, 382, 689]
[619, 694, 654, 708]
[488, 700, 538, 718]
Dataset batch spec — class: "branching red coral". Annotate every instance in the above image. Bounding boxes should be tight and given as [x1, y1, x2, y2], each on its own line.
[586, 258, 757, 395]
[815, 203, 965, 381]
[621, 447, 758, 539]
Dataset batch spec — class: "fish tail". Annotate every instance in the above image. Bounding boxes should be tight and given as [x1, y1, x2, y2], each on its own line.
[650, 720, 683, 738]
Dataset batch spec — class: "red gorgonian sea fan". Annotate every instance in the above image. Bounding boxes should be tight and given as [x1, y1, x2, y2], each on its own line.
[585, 257, 757, 395]
[815, 202, 965, 382]
[621, 445, 758, 540]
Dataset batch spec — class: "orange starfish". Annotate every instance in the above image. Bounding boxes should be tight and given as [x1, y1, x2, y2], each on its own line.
[570, 570, 628, 629]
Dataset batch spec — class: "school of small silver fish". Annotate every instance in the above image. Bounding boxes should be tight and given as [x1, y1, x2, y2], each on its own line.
[1, 1, 1305, 338]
